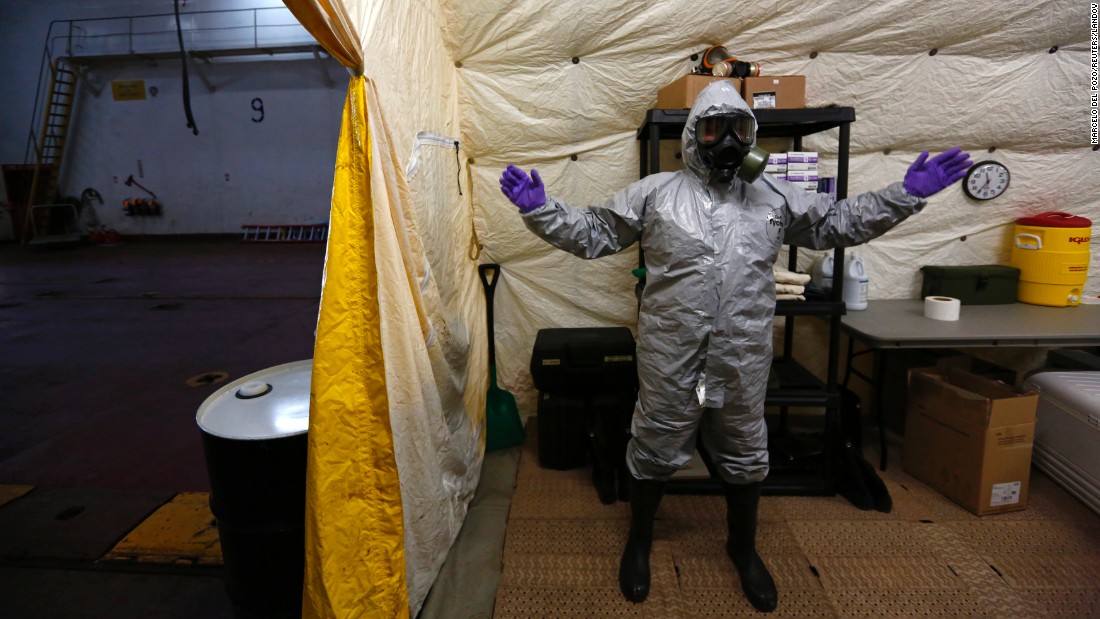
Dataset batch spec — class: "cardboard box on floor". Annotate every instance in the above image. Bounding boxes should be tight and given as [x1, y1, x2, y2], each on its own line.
[902, 363, 1038, 516]
[656, 75, 741, 109]
[741, 75, 806, 109]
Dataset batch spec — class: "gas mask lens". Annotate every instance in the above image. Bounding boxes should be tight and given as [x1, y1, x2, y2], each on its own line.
[695, 113, 755, 147]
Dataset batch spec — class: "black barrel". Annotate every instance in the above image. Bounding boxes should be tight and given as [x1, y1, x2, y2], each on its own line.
[196, 360, 312, 619]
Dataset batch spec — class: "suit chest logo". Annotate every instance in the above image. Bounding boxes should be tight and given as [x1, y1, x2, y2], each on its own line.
[767, 208, 785, 240]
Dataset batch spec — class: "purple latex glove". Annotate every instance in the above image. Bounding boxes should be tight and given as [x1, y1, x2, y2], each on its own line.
[903, 147, 973, 198]
[499, 165, 547, 213]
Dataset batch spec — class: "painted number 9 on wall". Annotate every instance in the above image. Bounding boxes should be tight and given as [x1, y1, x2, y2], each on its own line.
[252, 97, 264, 123]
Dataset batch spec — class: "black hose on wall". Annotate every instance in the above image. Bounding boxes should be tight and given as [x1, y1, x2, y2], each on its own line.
[174, 0, 199, 136]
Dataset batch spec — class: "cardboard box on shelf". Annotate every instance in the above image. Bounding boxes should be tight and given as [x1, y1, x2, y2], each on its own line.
[656, 75, 742, 109]
[902, 365, 1038, 516]
[786, 162, 820, 172]
[741, 76, 806, 109]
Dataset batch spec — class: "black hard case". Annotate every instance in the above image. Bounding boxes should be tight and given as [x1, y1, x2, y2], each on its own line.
[536, 389, 636, 505]
[536, 391, 590, 470]
[530, 327, 638, 393]
[920, 265, 1020, 305]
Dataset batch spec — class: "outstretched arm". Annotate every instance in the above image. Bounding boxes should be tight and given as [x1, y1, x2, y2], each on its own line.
[499, 165, 646, 259]
[781, 148, 972, 249]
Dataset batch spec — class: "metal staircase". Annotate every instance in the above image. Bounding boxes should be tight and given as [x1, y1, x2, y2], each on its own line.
[25, 58, 78, 217]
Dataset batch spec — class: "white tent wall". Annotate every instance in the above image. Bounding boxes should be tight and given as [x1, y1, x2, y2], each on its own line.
[332, 1, 486, 615]
[438, 0, 1099, 416]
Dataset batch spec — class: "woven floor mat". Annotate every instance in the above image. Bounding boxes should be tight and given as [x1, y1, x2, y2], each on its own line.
[1018, 587, 1100, 619]
[789, 520, 934, 557]
[671, 550, 833, 617]
[681, 588, 837, 618]
[509, 471, 630, 521]
[943, 519, 1100, 556]
[810, 555, 966, 591]
[663, 518, 804, 557]
[984, 554, 1100, 590]
[496, 424, 1100, 618]
[509, 429, 628, 521]
[916, 521, 1039, 618]
[826, 590, 988, 618]
[500, 553, 623, 589]
[494, 541, 685, 619]
[674, 553, 821, 591]
[503, 518, 627, 556]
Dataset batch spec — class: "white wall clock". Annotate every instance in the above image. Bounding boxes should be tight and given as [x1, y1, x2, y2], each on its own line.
[963, 160, 1010, 200]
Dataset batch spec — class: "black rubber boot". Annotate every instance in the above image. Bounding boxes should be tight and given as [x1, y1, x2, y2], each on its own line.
[618, 476, 666, 603]
[724, 481, 778, 612]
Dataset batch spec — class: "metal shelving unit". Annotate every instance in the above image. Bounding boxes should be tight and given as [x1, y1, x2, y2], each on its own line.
[636, 106, 857, 496]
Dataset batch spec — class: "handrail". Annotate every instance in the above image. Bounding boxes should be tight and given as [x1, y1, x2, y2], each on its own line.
[24, 6, 317, 165]
[24, 35, 55, 164]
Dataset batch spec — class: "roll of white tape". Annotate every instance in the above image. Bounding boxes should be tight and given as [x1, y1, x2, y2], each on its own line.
[924, 296, 961, 321]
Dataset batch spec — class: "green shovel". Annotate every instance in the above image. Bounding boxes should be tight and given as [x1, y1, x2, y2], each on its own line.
[478, 264, 525, 451]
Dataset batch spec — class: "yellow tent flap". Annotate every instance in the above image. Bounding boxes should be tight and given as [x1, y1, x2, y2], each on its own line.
[305, 76, 409, 619]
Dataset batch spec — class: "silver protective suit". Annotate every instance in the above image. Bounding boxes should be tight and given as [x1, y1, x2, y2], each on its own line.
[521, 81, 925, 483]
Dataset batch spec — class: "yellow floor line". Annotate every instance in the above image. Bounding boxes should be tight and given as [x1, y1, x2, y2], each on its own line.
[0, 484, 34, 507]
[102, 491, 222, 566]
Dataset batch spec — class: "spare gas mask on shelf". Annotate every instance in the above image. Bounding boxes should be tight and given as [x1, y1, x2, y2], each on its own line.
[700, 45, 762, 79]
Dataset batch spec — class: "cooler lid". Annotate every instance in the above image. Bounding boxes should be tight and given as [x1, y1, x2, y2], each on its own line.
[196, 359, 312, 440]
[1023, 371, 1100, 417]
[1015, 212, 1092, 228]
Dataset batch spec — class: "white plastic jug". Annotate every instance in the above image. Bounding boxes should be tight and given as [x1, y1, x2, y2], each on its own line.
[812, 255, 835, 289]
[843, 257, 868, 310]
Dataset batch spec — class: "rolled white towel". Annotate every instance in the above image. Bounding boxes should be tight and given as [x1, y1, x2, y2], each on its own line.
[776, 293, 806, 301]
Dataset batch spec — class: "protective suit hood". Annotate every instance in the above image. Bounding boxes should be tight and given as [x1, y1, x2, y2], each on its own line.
[682, 80, 757, 182]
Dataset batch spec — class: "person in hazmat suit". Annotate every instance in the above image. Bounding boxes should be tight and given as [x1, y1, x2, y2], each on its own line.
[498, 80, 971, 612]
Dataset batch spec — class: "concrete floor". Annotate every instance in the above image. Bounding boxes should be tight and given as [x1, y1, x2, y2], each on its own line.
[1, 237, 325, 617]
[0, 237, 514, 619]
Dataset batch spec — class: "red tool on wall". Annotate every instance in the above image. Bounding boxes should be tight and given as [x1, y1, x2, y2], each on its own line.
[122, 175, 162, 216]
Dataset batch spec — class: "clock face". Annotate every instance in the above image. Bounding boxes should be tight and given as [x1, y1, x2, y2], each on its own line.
[963, 161, 1010, 200]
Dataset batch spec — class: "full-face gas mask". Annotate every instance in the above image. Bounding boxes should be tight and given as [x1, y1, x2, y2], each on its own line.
[695, 112, 769, 184]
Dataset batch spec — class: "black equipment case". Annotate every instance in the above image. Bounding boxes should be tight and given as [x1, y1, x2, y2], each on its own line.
[920, 265, 1020, 305]
[532, 327, 639, 503]
[536, 389, 635, 503]
[536, 391, 590, 470]
[530, 327, 638, 393]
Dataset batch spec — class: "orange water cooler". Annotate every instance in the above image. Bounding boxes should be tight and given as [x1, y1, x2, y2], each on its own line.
[1009, 212, 1092, 306]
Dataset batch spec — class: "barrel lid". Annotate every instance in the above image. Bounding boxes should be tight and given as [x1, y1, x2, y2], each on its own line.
[196, 360, 312, 440]
[1016, 212, 1092, 228]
